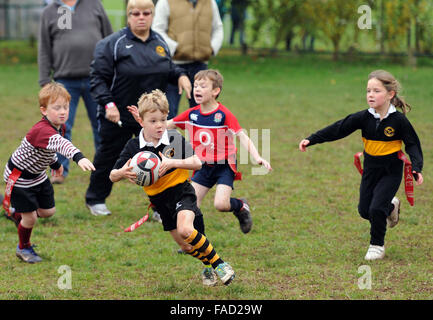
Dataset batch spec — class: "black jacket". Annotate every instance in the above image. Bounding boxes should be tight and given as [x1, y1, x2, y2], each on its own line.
[90, 27, 185, 127]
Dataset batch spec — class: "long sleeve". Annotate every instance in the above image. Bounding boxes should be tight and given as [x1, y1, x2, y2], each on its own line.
[152, 0, 178, 57]
[97, 0, 113, 38]
[307, 111, 364, 147]
[210, 0, 224, 56]
[38, 9, 53, 87]
[402, 117, 423, 172]
[89, 38, 115, 107]
[167, 61, 186, 86]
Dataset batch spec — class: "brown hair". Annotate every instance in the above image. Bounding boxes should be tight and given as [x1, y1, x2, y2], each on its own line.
[368, 70, 411, 114]
[39, 82, 71, 109]
[137, 89, 169, 119]
[194, 69, 224, 98]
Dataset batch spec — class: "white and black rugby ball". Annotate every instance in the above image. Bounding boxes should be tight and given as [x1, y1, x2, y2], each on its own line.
[130, 151, 161, 186]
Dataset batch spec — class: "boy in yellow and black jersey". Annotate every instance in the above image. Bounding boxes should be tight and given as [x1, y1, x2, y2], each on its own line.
[110, 89, 235, 286]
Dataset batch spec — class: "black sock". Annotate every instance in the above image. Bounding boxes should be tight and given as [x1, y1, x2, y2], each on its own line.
[230, 198, 243, 213]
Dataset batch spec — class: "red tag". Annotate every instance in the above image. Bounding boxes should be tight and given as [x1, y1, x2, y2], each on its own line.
[353, 151, 414, 206]
[124, 203, 153, 232]
[3, 168, 22, 215]
[397, 151, 414, 206]
[354, 152, 363, 175]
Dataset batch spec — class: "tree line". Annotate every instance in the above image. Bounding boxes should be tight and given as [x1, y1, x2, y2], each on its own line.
[249, 0, 433, 60]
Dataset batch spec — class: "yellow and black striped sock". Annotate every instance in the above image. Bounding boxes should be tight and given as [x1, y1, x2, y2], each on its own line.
[185, 229, 223, 269]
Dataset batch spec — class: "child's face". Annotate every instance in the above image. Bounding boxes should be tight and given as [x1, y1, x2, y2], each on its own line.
[193, 77, 220, 105]
[366, 78, 394, 110]
[40, 97, 69, 128]
[141, 109, 167, 142]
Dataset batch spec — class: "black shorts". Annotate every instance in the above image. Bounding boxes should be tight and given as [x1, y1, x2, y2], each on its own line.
[11, 179, 55, 213]
[149, 181, 204, 232]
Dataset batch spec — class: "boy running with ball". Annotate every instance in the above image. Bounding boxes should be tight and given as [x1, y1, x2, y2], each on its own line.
[112, 89, 235, 286]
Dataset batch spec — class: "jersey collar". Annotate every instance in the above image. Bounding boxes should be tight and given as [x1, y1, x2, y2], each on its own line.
[139, 129, 170, 148]
[125, 27, 156, 42]
[368, 104, 396, 119]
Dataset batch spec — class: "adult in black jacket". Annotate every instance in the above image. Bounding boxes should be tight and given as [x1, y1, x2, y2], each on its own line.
[85, 0, 191, 216]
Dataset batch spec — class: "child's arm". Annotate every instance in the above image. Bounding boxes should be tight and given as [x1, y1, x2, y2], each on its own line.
[236, 130, 272, 171]
[51, 165, 64, 177]
[77, 158, 95, 171]
[158, 152, 202, 176]
[401, 117, 424, 186]
[127, 105, 142, 126]
[167, 119, 176, 129]
[299, 139, 310, 152]
[109, 159, 137, 183]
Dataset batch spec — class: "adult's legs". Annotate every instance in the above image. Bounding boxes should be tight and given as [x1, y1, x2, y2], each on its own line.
[166, 82, 182, 120]
[85, 119, 138, 205]
[81, 77, 101, 151]
[55, 78, 81, 178]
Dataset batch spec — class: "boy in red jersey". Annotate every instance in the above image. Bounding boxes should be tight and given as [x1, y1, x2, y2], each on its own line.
[2, 83, 95, 263]
[129, 69, 272, 234]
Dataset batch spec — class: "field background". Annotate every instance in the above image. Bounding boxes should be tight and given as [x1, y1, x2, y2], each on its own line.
[0, 1, 433, 300]
[1, 53, 432, 300]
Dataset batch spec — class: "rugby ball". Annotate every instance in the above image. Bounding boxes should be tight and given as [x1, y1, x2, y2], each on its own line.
[130, 151, 161, 186]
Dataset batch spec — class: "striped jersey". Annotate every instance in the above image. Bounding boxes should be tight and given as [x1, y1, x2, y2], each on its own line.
[172, 103, 242, 164]
[3, 117, 84, 188]
[306, 107, 423, 172]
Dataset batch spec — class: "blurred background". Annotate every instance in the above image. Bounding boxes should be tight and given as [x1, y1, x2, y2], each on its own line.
[1, 0, 433, 65]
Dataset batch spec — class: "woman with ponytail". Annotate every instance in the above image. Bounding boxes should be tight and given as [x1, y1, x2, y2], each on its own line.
[299, 70, 423, 261]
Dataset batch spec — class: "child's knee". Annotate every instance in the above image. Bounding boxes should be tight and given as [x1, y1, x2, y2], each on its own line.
[214, 199, 230, 212]
[357, 204, 370, 220]
[178, 225, 194, 240]
[38, 207, 56, 218]
[21, 211, 38, 227]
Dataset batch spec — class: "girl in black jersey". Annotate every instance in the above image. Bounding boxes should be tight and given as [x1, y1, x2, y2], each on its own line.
[299, 70, 423, 261]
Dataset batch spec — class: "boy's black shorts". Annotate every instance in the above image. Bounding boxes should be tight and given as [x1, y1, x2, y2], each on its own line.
[11, 179, 55, 213]
[149, 181, 204, 232]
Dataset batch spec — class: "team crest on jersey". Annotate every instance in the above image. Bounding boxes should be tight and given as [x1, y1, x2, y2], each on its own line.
[384, 126, 395, 137]
[163, 147, 175, 158]
[190, 113, 198, 121]
[156, 46, 166, 57]
[214, 112, 223, 123]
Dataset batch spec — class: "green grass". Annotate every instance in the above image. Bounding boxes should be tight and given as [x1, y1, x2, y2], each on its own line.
[0, 52, 433, 299]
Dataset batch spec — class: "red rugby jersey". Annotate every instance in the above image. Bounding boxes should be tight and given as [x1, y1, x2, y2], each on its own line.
[172, 103, 242, 164]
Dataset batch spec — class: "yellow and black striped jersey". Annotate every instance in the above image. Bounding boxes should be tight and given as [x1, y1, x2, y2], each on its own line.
[306, 108, 423, 172]
[113, 129, 195, 196]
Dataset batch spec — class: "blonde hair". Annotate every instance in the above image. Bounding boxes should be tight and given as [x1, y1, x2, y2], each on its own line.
[368, 70, 411, 114]
[39, 82, 71, 109]
[137, 89, 169, 119]
[126, 0, 154, 15]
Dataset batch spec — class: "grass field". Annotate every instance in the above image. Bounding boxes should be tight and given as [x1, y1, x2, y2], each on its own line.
[0, 52, 432, 300]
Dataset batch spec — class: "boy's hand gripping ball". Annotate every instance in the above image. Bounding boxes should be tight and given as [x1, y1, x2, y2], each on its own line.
[130, 151, 161, 187]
